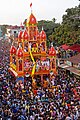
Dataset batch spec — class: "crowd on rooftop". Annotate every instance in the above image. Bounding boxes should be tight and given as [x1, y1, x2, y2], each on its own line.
[0, 38, 80, 120]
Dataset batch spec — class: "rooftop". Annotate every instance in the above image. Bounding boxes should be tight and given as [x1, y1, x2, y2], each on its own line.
[67, 53, 80, 64]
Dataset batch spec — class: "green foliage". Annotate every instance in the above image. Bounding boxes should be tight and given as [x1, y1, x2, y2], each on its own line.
[0, 25, 7, 36]
[38, 20, 60, 38]
[49, 5, 80, 46]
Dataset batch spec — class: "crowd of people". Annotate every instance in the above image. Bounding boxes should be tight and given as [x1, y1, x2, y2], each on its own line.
[0, 38, 80, 120]
[57, 47, 78, 59]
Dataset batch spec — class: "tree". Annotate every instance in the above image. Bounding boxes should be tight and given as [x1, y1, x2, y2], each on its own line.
[52, 18, 56, 23]
[0, 25, 7, 36]
[49, 5, 80, 46]
[38, 20, 60, 38]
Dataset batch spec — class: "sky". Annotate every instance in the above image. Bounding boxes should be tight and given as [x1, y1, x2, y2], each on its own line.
[0, 0, 79, 25]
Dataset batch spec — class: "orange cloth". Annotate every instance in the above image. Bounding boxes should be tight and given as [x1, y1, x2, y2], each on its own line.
[33, 89, 37, 95]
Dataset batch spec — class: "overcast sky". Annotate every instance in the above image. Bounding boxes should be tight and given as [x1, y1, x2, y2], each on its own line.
[0, 0, 79, 25]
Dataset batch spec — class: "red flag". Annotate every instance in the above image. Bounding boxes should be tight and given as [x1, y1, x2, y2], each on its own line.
[30, 3, 32, 7]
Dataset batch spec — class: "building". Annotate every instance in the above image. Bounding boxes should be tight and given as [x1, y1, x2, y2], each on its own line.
[58, 53, 80, 79]
[7, 25, 25, 38]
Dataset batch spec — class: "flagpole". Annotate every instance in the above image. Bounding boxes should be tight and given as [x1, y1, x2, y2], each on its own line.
[31, 6, 32, 13]
[30, 3, 32, 13]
